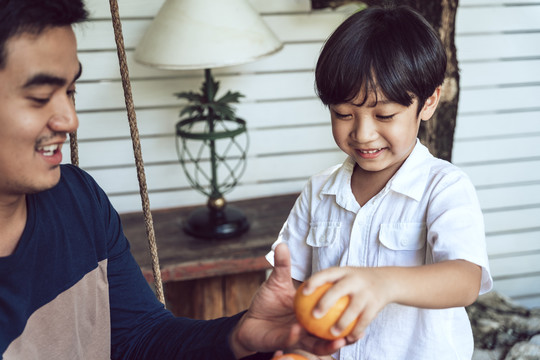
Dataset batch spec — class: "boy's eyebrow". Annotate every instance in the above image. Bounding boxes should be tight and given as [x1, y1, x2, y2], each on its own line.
[22, 62, 83, 88]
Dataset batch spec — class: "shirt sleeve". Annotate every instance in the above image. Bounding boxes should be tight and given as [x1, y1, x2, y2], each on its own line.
[426, 170, 493, 295]
[107, 236, 243, 359]
[87, 172, 242, 359]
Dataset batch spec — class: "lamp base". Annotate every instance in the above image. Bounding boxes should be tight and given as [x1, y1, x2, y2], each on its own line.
[183, 205, 249, 239]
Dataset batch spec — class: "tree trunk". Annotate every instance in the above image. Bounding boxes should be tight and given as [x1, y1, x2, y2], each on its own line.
[312, 0, 460, 161]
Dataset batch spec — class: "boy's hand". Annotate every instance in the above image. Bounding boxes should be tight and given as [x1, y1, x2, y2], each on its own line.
[300, 266, 393, 343]
[230, 243, 346, 358]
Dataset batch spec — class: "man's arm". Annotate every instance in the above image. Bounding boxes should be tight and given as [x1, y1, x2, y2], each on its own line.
[107, 228, 344, 358]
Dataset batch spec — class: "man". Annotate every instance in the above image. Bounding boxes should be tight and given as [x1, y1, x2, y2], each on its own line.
[0, 1, 345, 358]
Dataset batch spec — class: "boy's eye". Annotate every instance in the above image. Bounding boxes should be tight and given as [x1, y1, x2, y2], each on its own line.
[332, 110, 352, 119]
[376, 114, 395, 120]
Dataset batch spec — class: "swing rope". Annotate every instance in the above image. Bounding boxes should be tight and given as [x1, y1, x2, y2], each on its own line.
[69, 130, 79, 167]
[69, 0, 165, 305]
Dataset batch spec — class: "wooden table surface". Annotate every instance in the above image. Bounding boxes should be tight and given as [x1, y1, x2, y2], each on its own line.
[121, 193, 298, 283]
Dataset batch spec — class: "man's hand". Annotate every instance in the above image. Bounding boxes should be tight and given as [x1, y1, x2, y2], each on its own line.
[229, 243, 345, 358]
[273, 349, 336, 360]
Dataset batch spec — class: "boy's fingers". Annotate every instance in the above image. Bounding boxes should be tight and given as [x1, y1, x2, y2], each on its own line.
[345, 330, 365, 344]
[333, 295, 365, 333]
[349, 305, 377, 340]
[302, 267, 352, 295]
[311, 278, 357, 317]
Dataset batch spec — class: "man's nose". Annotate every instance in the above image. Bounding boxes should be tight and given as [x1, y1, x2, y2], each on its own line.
[48, 95, 79, 133]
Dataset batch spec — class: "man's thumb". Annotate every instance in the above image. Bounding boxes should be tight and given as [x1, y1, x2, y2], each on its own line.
[272, 243, 292, 281]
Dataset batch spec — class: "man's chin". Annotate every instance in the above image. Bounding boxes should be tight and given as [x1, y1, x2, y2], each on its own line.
[27, 168, 62, 194]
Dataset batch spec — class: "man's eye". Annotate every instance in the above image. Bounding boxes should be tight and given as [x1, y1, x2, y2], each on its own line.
[67, 89, 77, 99]
[28, 97, 50, 105]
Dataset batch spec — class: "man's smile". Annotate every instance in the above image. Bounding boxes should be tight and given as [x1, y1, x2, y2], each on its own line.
[36, 143, 60, 156]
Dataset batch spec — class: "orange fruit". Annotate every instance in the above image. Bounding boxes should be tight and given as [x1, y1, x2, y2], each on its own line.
[271, 354, 308, 360]
[294, 282, 357, 340]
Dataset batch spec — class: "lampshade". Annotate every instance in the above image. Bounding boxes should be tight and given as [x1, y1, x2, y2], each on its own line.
[135, 0, 283, 70]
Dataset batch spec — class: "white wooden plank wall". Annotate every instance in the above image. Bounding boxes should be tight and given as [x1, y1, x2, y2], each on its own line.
[72, 0, 347, 213]
[454, 0, 540, 308]
[72, 0, 540, 307]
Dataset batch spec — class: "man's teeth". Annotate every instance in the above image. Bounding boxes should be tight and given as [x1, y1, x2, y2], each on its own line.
[38, 144, 59, 156]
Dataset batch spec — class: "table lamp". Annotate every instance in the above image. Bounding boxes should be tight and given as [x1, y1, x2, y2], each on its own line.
[135, 0, 283, 239]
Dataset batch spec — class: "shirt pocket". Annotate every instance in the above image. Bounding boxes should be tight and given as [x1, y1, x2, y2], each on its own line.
[378, 223, 426, 266]
[306, 222, 341, 272]
[306, 221, 340, 247]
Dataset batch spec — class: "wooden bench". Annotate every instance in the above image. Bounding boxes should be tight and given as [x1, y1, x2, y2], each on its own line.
[121, 193, 298, 320]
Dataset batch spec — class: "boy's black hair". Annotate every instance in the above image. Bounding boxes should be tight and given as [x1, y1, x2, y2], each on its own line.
[0, 0, 88, 69]
[315, 5, 447, 113]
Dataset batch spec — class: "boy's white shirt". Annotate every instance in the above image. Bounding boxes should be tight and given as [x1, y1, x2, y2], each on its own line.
[267, 139, 492, 360]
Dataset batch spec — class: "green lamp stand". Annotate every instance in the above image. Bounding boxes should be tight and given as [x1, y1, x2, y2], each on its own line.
[175, 69, 249, 239]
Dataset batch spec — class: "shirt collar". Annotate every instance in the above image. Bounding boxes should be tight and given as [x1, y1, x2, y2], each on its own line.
[321, 156, 359, 212]
[321, 139, 433, 205]
[386, 139, 433, 201]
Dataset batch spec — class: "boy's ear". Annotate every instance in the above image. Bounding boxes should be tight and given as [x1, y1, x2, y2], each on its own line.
[420, 86, 441, 121]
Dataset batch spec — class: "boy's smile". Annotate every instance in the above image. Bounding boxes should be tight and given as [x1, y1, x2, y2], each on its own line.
[0, 26, 80, 197]
[356, 147, 386, 159]
[330, 88, 440, 187]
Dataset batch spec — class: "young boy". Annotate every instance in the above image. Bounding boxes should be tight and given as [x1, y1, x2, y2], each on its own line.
[267, 5, 492, 359]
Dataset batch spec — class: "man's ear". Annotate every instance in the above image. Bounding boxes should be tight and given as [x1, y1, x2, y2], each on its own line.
[420, 86, 441, 121]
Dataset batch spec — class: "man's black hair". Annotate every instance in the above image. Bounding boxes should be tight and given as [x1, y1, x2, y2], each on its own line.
[315, 5, 447, 113]
[0, 0, 88, 69]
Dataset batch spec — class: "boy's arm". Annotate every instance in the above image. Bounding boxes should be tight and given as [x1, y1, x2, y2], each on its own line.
[300, 259, 481, 342]
[379, 259, 481, 308]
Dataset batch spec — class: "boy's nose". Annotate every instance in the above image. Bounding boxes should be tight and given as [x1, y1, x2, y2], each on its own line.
[48, 96, 79, 133]
[353, 118, 377, 143]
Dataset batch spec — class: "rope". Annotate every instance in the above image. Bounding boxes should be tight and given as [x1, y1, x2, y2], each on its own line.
[69, 132, 79, 167]
[69, 90, 79, 166]
[108, 0, 165, 305]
